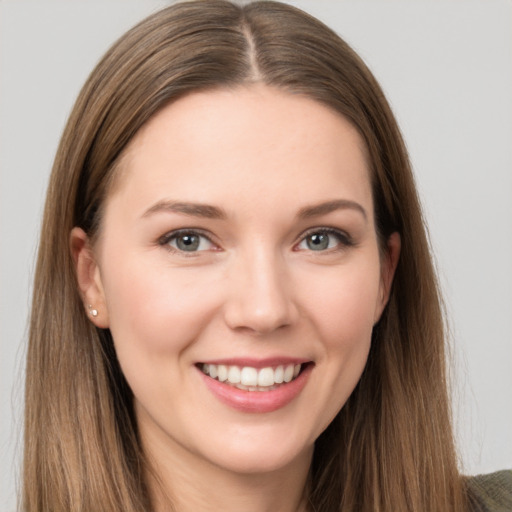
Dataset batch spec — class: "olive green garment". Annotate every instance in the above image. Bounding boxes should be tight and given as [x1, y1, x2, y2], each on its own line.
[467, 470, 512, 511]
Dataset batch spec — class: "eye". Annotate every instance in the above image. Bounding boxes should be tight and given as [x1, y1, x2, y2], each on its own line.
[297, 228, 351, 252]
[159, 230, 215, 253]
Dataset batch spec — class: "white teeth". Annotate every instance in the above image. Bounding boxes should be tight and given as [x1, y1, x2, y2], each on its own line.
[217, 364, 228, 382]
[227, 366, 241, 384]
[283, 365, 294, 383]
[258, 367, 274, 387]
[274, 365, 284, 384]
[201, 363, 303, 390]
[240, 367, 258, 386]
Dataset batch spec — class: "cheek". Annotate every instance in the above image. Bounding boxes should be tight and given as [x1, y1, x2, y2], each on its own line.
[99, 258, 227, 420]
[100, 256, 220, 357]
[302, 259, 382, 346]
[290, 261, 380, 436]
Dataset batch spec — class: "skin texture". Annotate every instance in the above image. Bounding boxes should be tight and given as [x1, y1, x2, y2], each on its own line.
[72, 85, 400, 512]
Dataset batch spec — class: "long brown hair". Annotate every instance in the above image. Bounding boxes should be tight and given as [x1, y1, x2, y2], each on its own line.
[23, 1, 467, 510]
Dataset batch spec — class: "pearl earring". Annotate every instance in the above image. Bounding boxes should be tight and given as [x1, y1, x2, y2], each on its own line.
[88, 304, 98, 317]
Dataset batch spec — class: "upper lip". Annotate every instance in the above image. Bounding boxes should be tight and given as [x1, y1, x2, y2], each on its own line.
[197, 357, 312, 369]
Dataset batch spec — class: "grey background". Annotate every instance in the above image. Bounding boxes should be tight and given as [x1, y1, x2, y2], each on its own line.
[1, 1, 511, 509]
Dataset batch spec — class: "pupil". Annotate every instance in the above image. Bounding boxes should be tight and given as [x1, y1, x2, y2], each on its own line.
[308, 233, 328, 251]
[177, 234, 199, 251]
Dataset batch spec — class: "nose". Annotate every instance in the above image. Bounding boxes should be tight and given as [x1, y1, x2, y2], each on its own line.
[223, 248, 299, 335]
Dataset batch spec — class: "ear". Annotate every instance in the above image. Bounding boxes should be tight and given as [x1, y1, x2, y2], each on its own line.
[70, 227, 110, 328]
[374, 231, 401, 323]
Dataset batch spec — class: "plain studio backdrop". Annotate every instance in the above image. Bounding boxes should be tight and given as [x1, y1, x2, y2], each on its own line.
[1, 1, 511, 509]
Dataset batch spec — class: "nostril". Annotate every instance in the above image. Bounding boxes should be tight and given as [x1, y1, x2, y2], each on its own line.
[223, 292, 298, 334]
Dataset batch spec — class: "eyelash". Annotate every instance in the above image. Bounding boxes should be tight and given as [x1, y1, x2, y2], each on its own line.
[158, 229, 216, 256]
[295, 227, 354, 253]
[157, 227, 354, 255]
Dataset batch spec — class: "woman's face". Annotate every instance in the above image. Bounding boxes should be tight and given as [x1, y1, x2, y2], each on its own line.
[76, 85, 398, 476]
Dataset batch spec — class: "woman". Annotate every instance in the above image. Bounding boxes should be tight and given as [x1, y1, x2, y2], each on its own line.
[22, 1, 511, 511]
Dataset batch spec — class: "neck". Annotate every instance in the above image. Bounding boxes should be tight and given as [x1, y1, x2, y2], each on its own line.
[142, 429, 312, 512]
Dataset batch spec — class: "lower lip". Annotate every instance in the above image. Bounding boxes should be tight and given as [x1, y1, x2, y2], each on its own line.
[198, 364, 313, 413]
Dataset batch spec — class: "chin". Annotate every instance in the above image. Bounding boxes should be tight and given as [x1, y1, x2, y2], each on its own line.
[192, 426, 315, 476]
[206, 442, 313, 476]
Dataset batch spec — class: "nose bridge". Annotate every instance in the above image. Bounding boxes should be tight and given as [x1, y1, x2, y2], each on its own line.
[224, 243, 297, 334]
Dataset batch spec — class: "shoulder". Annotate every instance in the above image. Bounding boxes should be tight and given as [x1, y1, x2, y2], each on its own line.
[466, 470, 512, 512]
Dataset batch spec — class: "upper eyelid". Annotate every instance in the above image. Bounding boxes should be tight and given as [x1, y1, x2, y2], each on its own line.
[158, 228, 215, 244]
[297, 226, 351, 242]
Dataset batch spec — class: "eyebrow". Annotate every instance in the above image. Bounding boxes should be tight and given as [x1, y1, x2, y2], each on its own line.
[142, 200, 227, 220]
[298, 199, 367, 221]
[142, 198, 367, 222]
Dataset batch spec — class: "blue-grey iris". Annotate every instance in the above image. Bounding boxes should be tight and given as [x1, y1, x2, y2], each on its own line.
[176, 234, 200, 251]
[307, 233, 329, 251]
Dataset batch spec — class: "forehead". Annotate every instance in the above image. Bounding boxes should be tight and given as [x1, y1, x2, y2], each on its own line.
[107, 85, 372, 218]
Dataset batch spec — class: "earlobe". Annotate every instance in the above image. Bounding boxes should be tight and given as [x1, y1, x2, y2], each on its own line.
[70, 227, 110, 328]
[374, 231, 401, 323]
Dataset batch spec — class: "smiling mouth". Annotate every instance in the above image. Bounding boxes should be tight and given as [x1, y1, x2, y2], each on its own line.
[199, 363, 307, 392]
